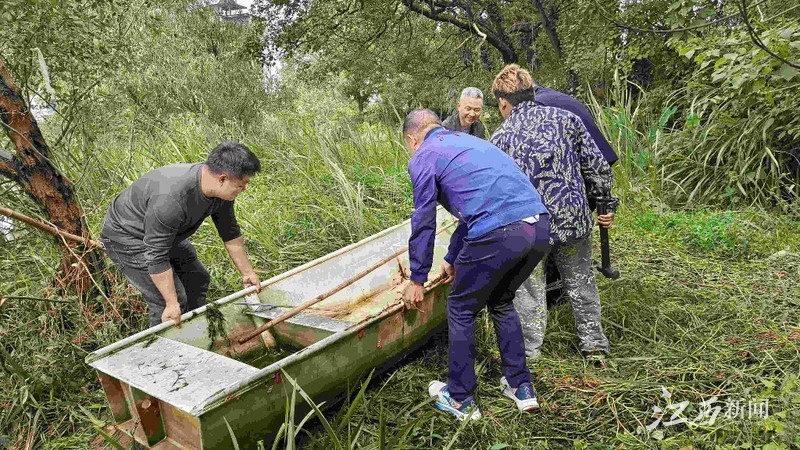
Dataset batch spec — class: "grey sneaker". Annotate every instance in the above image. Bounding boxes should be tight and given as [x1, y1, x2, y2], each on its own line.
[500, 377, 539, 412]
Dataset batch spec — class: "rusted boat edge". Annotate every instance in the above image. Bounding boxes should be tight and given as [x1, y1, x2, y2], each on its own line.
[84, 207, 445, 364]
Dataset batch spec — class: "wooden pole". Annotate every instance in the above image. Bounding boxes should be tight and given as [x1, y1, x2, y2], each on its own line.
[346, 272, 448, 333]
[0, 204, 102, 248]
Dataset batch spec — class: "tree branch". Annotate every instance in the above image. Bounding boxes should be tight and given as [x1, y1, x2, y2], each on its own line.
[402, 0, 519, 63]
[0, 150, 17, 181]
[531, 0, 563, 59]
[590, 0, 770, 35]
[0, 204, 102, 248]
[738, 0, 800, 69]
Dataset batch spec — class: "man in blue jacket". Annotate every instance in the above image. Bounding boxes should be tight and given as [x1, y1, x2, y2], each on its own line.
[401, 109, 551, 421]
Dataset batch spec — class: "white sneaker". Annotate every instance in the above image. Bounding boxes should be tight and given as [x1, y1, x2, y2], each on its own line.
[500, 377, 539, 412]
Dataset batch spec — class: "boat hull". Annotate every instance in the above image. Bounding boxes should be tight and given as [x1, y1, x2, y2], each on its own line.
[87, 208, 456, 449]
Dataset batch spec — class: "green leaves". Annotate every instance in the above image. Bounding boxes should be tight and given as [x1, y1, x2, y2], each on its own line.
[489, 444, 511, 450]
[778, 64, 799, 81]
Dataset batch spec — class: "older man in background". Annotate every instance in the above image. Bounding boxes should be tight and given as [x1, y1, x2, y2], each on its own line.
[402, 109, 550, 421]
[442, 87, 486, 139]
[490, 64, 618, 361]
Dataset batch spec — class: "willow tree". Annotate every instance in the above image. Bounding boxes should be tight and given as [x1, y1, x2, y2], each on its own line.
[0, 0, 135, 296]
[0, 59, 106, 296]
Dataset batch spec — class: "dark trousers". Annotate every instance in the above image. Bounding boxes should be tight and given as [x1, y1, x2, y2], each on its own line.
[545, 257, 565, 307]
[101, 238, 210, 327]
[447, 215, 551, 401]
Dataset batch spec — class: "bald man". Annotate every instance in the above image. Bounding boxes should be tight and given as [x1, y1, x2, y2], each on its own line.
[401, 109, 550, 421]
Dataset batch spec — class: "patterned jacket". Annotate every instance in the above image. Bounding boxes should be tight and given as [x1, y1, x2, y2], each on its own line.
[490, 101, 619, 245]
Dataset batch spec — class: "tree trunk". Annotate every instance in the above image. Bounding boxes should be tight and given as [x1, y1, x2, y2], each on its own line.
[0, 57, 106, 297]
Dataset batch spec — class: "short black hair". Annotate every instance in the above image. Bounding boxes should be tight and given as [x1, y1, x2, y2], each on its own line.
[206, 141, 261, 179]
[493, 87, 536, 107]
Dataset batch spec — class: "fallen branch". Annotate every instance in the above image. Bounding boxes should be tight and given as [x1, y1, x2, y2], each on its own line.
[0, 203, 102, 248]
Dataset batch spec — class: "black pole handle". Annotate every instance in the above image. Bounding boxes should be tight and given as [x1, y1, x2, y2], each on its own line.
[596, 198, 620, 279]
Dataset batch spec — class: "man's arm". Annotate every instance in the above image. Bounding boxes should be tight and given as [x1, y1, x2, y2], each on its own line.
[143, 198, 183, 326]
[444, 220, 468, 265]
[572, 116, 619, 225]
[150, 269, 182, 326]
[575, 103, 618, 165]
[403, 154, 439, 306]
[224, 236, 261, 292]
[211, 202, 260, 291]
[407, 158, 439, 284]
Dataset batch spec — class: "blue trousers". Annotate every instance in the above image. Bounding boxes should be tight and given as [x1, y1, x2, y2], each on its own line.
[447, 216, 551, 401]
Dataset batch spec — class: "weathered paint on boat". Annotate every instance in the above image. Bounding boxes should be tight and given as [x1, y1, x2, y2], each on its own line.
[86, 208, 457, 449]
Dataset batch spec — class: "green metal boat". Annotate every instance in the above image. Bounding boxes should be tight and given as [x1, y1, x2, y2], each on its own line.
[86, 208, 457, 449]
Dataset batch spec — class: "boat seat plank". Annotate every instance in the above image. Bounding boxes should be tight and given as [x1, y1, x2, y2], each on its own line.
[90, 337, 258, 412]
[246, 304, 351, 332]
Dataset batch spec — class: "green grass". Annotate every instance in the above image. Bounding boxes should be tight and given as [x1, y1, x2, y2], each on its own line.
[584, 72, 800, 209]
[1, 112, 800, 449]
[287, 204, 800, 450]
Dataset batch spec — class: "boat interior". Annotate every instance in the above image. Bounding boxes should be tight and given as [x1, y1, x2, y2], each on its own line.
[86, 210, 456, 448]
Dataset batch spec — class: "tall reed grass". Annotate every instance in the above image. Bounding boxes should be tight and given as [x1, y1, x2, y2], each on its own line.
[0, 109, 414, 448]
[585, 71, 798, 209]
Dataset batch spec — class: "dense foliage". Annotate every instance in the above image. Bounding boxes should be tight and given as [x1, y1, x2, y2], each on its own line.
[253, 0, 800, 206]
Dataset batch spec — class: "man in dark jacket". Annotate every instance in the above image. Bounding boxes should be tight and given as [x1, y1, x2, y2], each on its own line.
[533, 85, 617, 165]
[441, 87, 487, 139]
[530, 77, 619, 307]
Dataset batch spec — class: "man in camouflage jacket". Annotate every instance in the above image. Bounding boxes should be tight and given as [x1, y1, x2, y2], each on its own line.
[490, 64, 619, 359]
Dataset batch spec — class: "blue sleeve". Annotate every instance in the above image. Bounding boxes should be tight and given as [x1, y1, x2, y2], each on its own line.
[580, 110, 618, 165]
[408, 155, 439, 284]
[444, 220, 467, 264]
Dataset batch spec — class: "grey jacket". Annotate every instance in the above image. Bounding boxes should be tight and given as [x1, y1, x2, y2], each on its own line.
[442, 113, 486, 139]
[101, 163, 240, 274]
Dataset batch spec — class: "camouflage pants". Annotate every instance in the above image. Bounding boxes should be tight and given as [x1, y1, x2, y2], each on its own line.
[513, 235, 610, 356]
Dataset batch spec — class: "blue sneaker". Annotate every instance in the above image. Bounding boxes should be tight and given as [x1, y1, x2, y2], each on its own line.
[500, 377, 539, 412]
[427, 381, 482, 421]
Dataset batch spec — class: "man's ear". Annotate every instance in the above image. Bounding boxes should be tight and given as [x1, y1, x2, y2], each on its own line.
[217, 173, 228, 184]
